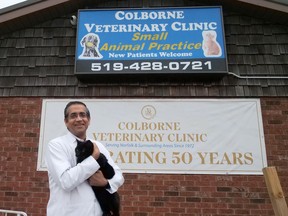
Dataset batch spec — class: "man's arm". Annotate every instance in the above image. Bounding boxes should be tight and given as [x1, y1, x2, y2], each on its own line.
[45, 139, 100, 191]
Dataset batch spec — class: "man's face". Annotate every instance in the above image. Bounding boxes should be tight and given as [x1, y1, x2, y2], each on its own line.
[64, 104, 90, 139]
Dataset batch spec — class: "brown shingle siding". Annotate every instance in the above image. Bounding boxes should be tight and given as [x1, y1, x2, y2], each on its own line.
[0, 1, 288, 97]
[0, 77, 15, 87]
[249, 35, 264, 44]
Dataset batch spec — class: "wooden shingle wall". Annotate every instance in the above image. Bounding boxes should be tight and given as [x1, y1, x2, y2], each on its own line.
[0, 1, 288, 97]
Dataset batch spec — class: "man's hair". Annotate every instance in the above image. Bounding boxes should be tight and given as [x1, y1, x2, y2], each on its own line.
[64, 101, 90, 119]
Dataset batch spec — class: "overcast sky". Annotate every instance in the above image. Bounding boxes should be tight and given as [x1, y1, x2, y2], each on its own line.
[0, 0, 27, 9]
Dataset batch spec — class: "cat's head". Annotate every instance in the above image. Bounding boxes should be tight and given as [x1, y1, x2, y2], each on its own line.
[75, 140, 94, 163]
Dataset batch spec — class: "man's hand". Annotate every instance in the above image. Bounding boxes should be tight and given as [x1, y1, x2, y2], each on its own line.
[92, 142, 100, 160]
[89, 170, 108, 187]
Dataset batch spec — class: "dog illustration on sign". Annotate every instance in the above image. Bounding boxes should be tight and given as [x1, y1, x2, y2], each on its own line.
[202, 30, 222, 57]
[79, 33, 103, 59]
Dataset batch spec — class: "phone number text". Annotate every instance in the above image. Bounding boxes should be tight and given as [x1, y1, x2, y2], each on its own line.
[91, 61, 212, 72]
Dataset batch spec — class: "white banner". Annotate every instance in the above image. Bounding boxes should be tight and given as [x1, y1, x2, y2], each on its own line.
[37, 99, 267, 175]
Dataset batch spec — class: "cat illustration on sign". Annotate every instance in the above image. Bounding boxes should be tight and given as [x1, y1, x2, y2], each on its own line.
[202, 30, 222, 57]
[79, 33, 103, 59]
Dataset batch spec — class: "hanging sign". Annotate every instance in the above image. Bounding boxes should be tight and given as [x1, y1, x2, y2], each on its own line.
[75, 7, 228, 75]
[38, 99, 267, 175]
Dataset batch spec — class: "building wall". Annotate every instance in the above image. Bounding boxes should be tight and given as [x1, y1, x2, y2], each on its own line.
[0, 0, 288, 215]
[0, 97, 287, 216]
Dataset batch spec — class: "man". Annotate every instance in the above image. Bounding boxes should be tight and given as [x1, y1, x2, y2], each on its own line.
[45, 101, 124, 216]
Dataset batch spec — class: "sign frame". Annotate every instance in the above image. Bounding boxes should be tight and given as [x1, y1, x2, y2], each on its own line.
[74, 6, 228, 77]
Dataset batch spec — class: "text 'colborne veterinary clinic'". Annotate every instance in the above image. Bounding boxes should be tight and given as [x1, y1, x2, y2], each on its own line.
[85, 10, 218, 33]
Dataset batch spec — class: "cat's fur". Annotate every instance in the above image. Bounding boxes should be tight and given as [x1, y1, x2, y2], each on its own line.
[75, 139, 120, 216]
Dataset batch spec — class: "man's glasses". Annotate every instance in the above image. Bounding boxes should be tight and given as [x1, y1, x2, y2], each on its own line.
[68, 112, 88, 120]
